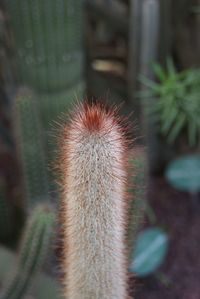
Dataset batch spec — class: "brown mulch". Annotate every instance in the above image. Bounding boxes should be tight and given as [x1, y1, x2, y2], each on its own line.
[130, 176, 200, 299]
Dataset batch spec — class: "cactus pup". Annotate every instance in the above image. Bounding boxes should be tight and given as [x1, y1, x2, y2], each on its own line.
[0, 204, 55, 299]
[59, 102, 130, 299]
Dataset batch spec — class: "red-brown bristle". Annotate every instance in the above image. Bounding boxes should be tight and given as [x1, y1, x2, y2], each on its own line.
[77, 102, 110, 132]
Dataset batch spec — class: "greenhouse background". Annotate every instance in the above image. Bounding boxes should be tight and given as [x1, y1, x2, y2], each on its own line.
[0, 0, 199, 298]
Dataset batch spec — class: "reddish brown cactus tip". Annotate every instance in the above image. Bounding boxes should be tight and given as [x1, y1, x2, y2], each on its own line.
[77, 102, 115, 132]
[66, 102, 126, 135]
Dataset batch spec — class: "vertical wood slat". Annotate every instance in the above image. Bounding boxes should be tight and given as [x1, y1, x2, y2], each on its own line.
[139, 0, 161, 172]
[139, 0, 159, 79]
[158, 0, 172, 63]
[127, 0, 142, 103]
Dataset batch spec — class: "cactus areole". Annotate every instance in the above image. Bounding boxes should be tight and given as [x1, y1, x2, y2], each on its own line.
[59, 102, 130, 299]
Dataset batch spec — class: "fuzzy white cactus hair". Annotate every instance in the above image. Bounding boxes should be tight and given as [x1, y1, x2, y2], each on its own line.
[58, 102, 131, 299]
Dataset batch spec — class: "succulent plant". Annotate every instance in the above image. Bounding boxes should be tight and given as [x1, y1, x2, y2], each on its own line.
[0, 246, 62, 299]
[0, 204, 55, 299]
[140, 60, 200, 147]
[58, 102, 131, 299]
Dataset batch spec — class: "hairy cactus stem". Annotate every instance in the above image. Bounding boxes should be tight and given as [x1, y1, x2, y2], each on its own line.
[59, 102, 131, 299]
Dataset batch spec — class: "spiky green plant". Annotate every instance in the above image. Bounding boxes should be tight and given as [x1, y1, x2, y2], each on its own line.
[140, 60, 200, 147]
[6, 0, 84, 92]
[0, 204, 55, 299]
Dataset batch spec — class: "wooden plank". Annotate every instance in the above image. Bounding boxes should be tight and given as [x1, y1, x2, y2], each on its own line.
[158, 0, 172, 63]
[85, 0, 128, 35]
[127, 0, 142, 102]
[139, 0, 165, 173]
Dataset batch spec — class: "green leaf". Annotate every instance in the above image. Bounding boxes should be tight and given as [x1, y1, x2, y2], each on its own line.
[136, 90, 155, 99]
[153, 63, 166, 82]
[167, 113, 186, 143]
[130, 227, 169, 277]
[188, 120, 197, 147]
[139, 75, 160, 92]
[166, 58, 177, 77]
[165, 155, 200, 193]
[139, 59, 200, 146]
[160, 107, 178, 134]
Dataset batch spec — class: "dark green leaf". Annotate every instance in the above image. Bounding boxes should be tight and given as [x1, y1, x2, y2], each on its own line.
[166, 155, 200, 192]
[167, 113, 186, 143]
[166, 58, 177, 77]
[153, 63, 166, 82]
[130, 227, 169, 277]
[139, 75, 160, 92]
[188, 120, 197, 147]
[160, 107, 178, 134]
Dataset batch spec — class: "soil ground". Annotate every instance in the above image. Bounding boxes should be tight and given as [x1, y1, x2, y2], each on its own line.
[129, 176, 200, 299]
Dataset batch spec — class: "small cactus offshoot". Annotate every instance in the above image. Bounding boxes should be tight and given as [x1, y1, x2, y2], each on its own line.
[0, 204, 55, 299]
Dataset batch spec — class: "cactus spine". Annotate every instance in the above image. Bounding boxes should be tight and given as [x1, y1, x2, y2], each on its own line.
[0, 204, 55, 299]
[59, 103, 130, 299]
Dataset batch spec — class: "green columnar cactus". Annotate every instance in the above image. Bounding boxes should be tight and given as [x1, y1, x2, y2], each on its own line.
[15, 85, 85, 202]
[6, 0, 84, 92]
[0, 204, 55, 299]
[0, 246, 62, 299]
[14, 89, 50, 205]
[59, 103, 130, 299]
[38, 81, 85, 161]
